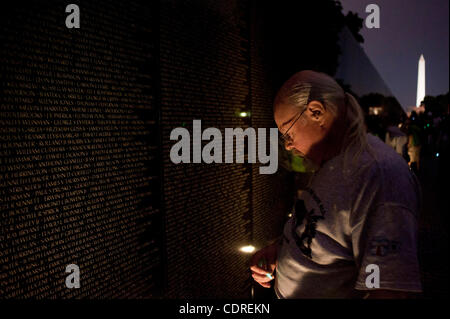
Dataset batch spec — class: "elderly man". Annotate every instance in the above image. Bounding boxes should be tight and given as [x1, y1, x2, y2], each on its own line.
[250, 70, 422, 299]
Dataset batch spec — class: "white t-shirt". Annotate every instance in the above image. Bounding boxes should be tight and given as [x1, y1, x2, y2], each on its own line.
[274, 133, 422, 298]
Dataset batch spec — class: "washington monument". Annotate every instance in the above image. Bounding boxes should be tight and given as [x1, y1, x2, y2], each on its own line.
[416, 54, 425, 107]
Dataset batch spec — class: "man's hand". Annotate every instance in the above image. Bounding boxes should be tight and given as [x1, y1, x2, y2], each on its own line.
[249, 241, 279, 288]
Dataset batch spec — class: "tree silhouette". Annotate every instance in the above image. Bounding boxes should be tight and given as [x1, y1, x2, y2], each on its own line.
[344, 10, 364, 43]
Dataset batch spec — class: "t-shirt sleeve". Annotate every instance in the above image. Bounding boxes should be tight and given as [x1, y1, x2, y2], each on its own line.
[352, 203, 422, 292]
[351, 155, 422, 293]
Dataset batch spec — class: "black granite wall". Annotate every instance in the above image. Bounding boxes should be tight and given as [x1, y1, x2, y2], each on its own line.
[0, 0, 345, 298]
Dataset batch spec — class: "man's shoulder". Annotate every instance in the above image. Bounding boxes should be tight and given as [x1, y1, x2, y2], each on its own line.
[348, 134, 417, 195]
[363, 134, 420, 212]
[367, 134, 410, 175]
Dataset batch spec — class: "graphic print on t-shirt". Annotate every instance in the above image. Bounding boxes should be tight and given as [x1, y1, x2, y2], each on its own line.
[369, 236, 401, 256]
[291, 187, 327, 259]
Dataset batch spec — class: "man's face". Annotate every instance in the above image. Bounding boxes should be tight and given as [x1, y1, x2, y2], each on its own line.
[274, 101, 335, 164]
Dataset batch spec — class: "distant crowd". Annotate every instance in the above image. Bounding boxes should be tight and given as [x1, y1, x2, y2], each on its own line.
[369, 109, 449, 176]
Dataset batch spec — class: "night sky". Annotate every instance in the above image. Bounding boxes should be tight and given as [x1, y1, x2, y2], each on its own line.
[340, 0, 449, 110]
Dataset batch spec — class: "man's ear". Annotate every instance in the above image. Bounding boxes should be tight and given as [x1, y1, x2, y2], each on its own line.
[307, 100, 326, 123]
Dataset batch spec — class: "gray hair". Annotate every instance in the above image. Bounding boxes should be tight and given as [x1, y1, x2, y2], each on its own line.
[274, 70, 374, 174]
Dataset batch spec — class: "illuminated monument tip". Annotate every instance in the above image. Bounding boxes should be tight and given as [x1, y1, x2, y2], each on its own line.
[416, 54, 426, 107]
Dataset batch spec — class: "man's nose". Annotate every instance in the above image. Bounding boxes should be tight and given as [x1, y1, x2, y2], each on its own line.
[285, 140, 294, 151]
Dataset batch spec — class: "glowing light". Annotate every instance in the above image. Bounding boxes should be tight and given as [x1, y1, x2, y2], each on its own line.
[369, 106, 383, 116]
[239, 245, 256, 253]
[436, 153, 439, 157]
[416, 54, 425, 107]
[239, 112, 248, 117]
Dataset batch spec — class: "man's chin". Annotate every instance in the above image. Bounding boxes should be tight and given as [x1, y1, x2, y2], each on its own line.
[291, 149, 320, 172]
[291, 148, 305, 158]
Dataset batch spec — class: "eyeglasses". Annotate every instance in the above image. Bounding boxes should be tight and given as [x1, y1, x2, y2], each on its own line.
[279, 107, 307, 146]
